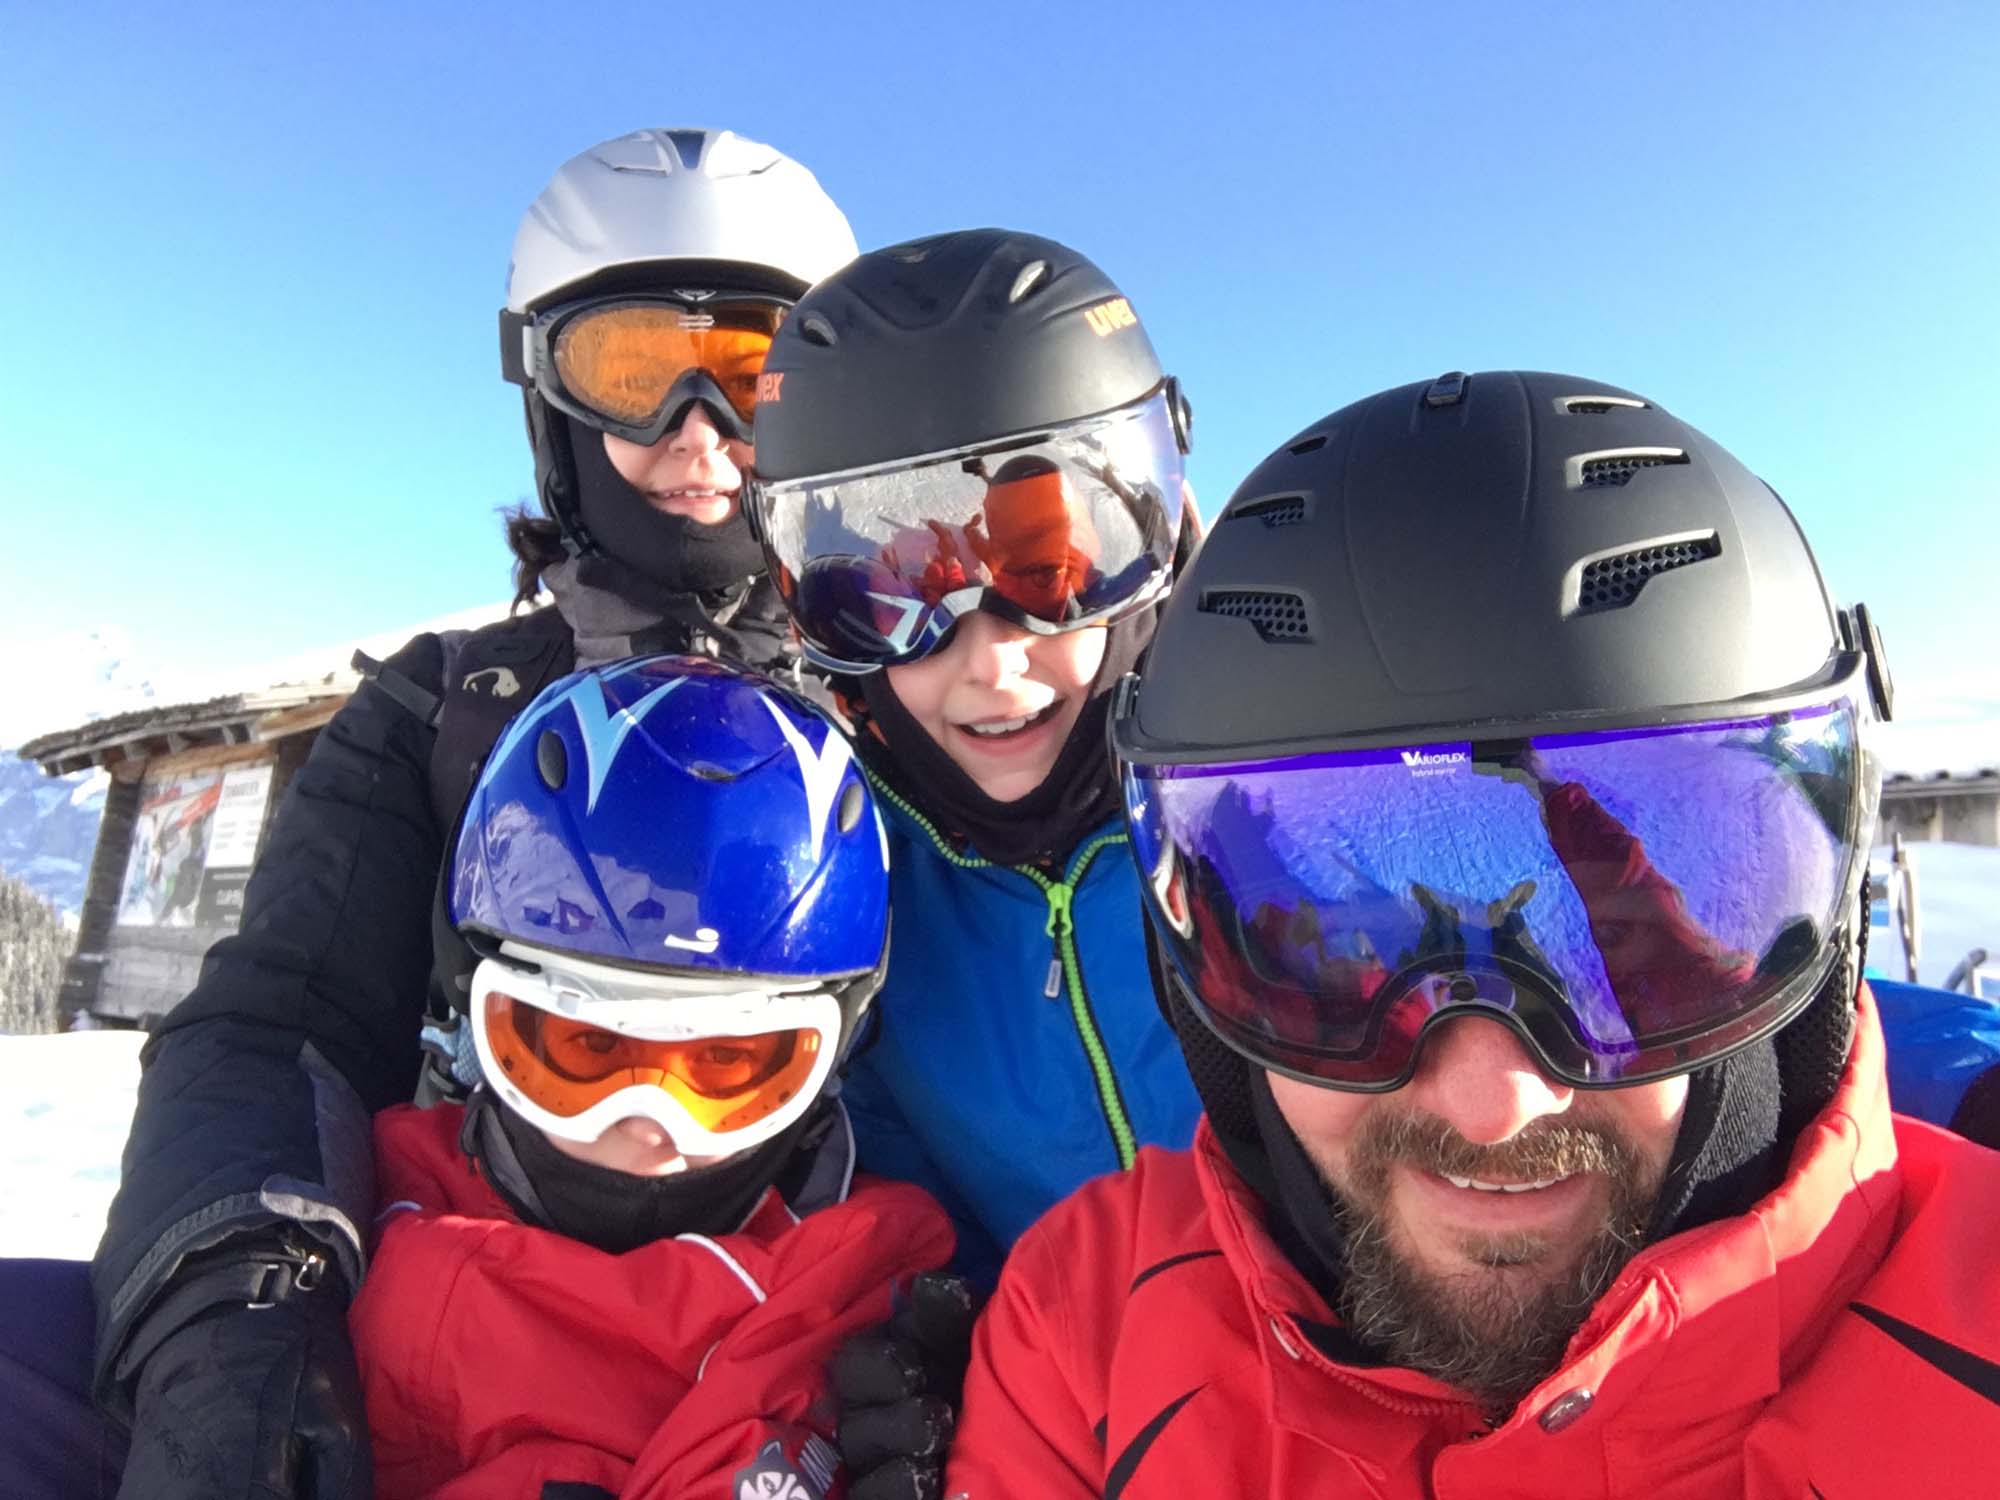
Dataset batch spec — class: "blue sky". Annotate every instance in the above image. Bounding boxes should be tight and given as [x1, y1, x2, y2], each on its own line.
[2, 2, 1994, 711]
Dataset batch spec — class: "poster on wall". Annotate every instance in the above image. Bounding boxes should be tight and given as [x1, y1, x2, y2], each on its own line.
[117, 772, 225, 928]
[193, 764, 274, 926]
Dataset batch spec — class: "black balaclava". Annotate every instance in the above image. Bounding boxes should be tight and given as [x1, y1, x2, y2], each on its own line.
[848, 607, 1156, 868]
[567, 410, 767, 596]
[544, 412, 787, 668]
[462, 1087, 818, 1254]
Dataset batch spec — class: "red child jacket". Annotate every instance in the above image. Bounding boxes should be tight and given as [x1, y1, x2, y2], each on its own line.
[947, 988, 2000, 1498]
[350, 1103, 954, 1500]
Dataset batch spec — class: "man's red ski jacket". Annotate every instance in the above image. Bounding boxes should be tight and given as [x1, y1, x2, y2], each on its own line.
[350, 1103, 954, 1500]
[947, 989, 2000, 1497]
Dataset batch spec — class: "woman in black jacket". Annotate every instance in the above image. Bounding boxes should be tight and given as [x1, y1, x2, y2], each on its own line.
[28, 126, 858, 1500]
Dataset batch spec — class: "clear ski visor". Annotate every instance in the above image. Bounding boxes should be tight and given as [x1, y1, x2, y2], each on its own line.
[501, 293, 789, 445]
[751, 386, 1183, 670]
[470, 950, 842, 1155]
[1122, 696, 1870, 1089]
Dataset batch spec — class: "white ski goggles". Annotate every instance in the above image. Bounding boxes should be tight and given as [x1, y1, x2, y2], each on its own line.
[469, 949, 843, 1157]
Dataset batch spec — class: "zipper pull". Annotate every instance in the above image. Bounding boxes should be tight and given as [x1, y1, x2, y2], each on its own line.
[1044, 955, 1064, 999]
[1042, 882, 1074, 940]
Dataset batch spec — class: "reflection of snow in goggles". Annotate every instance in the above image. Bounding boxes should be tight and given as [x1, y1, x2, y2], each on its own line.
[500, 294, 789, 445]
[1122, 683, 1875, 1090]
[469, 950, 842, 1156]
[749, 385, 1184, 671]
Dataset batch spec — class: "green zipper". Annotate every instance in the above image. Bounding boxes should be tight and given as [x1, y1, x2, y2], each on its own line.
[866, 770, 1140, 1170]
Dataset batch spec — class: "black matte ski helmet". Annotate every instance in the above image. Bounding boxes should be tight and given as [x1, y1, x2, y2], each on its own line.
[747, 227, 1190, 486]
[1115, 370, 1892, 1138]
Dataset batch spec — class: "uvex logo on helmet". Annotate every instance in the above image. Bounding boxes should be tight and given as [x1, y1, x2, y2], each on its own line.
[756, 371, 785, 404]
[1082, 296, 1139, 337]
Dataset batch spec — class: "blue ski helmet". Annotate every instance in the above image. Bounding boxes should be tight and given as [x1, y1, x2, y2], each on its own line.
[451, 655, 889, 1022]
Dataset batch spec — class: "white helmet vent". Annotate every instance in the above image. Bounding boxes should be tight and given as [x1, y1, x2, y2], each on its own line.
[1560, 395, 1651, 415]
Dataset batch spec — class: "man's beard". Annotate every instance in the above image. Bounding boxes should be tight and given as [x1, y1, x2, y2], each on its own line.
[1322, 1109, 1660, 1419]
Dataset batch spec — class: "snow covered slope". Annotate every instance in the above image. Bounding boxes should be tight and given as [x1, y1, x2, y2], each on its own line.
[0, 1031, 143, 1259]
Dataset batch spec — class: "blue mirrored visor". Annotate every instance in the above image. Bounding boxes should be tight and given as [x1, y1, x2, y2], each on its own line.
[1124, 701, 1867, 1088]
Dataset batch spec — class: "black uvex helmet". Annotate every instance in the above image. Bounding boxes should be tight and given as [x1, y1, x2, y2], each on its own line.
[1117, 370, 1891, 1149]
[750, 227, 1189, 484]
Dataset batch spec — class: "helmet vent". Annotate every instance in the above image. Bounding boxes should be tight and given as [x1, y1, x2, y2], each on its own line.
[1200, 588, 1312, 641]
[1008, 260, 1050, 303]
[1576, 533, 1721, 613]
[1228, 494, 1307, 528]
[838, 780, 865, 833]
[663, 129, 707, 170]
[1561, 396, 1649, 415]
[1578, 450, 1689, 488]
[799, 312, 838, 347]
[1288, 434, 1328, 455]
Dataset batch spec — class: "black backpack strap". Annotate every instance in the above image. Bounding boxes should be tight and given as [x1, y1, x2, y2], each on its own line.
[414, 610, 576, 1107]
[351, 648, 444, 728]
[425, 609, 575, 836]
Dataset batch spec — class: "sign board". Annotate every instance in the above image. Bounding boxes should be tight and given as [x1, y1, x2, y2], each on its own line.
[117, 762, 274, 929]
[194, 764, 273, 925]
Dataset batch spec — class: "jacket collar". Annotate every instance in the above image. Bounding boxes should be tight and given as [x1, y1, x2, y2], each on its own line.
[1195, 986, 1904, 1440]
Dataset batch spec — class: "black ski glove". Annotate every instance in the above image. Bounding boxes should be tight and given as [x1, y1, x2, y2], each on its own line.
[830, 1271, 983, 1500]
[113, 1233, 371, 1500]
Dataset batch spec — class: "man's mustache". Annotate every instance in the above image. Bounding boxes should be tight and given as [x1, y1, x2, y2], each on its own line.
[1347, 1108, 1642, 1186]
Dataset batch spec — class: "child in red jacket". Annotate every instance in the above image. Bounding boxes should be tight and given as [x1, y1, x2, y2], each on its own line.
[347, 655, 953, 1500]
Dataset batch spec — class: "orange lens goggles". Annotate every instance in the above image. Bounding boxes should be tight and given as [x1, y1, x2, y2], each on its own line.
[478, 990, 824, 1135]
[552, 302, 780, 426]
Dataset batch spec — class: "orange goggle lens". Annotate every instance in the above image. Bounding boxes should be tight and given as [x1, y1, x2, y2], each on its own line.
[479, 992, 823, 1135]
[552, 304, 778, 424]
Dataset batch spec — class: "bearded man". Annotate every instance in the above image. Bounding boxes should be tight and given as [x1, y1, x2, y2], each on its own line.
[942, 372, 2000, 1499]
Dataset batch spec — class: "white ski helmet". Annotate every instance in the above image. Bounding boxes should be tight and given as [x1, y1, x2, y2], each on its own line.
[505, 127, 858, 312]
[502, 127, 857, 553]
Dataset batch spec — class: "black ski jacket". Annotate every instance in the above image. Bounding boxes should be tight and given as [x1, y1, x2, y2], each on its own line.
[90, 571, 794, 1396]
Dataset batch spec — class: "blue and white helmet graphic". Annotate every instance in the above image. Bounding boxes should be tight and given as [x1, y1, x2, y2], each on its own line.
[451, 655, 889, 988]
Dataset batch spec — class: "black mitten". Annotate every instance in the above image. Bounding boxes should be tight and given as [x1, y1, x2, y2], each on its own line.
[829, 1272, 983, 1500]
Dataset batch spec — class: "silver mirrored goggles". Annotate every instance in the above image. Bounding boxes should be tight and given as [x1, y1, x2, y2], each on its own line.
[748, 385, 1185, 672]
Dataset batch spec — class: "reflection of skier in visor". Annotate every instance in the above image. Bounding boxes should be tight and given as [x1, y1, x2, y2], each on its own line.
[964, 456, 1101, 620]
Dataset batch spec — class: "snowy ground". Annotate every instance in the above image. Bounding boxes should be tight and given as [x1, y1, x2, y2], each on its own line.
[0, 845, 1993, 1263]
[0, 1031, 143, 1259]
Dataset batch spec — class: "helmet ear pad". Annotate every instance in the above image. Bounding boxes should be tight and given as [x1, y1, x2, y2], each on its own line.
[1142, 915, 1259, 1147]
[1775, 917, 1863, 1145]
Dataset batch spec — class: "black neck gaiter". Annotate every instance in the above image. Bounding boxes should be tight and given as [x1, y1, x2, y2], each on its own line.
[567, 413, 767, 596]
[849, 608, 1155, 868]
[463, 1090, 812, 1254]
[542, 551, 779, 670]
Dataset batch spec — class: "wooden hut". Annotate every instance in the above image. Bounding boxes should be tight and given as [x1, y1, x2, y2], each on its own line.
[20, 602, 512, 1027]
